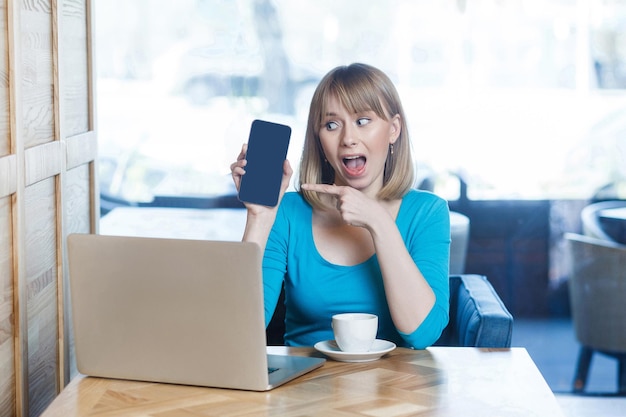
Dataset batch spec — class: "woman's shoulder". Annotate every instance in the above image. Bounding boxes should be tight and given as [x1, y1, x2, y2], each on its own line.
[278, 191, 311, 214]
[398, 189, 450, 235]
[281, 191, 307, 206]
[402, 188, 448, 208]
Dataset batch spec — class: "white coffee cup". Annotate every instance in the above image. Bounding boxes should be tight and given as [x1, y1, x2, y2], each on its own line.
[332, 313, 378, 353]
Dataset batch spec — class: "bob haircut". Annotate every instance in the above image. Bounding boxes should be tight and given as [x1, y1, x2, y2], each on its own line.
[298, 63, 415, 210]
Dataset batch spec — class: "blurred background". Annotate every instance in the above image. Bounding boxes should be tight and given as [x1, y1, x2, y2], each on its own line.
[95, 0, 626, 206]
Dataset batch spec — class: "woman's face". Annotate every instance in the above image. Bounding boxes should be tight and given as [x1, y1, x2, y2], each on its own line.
[318, 94, 400, 197]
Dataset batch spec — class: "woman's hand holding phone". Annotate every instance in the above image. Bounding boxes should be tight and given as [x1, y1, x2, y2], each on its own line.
[236, 119, 292, 207]
[231, 144, 293, 214]
[231, 119, 293, 216]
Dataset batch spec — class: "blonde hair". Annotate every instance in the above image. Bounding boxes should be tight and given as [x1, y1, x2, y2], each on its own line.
[298, 63, 415, 209]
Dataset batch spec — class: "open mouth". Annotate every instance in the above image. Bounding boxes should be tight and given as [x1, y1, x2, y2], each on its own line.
[342, 155, 366, 175]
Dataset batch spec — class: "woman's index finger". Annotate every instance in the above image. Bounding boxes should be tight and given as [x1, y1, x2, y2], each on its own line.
[301, 183, 340, 196]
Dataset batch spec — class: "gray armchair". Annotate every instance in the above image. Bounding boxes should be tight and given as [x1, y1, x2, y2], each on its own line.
[564, 233, 626, 394]
[267, 274, 513, 348]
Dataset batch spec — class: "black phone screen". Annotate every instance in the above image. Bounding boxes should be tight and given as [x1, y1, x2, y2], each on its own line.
[238, 119, 291, 207]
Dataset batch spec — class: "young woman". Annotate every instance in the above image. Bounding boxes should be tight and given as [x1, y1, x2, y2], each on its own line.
[231, 63, 450, 349]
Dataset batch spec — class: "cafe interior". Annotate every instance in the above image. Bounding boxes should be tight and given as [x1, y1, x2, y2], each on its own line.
[2, 0, 626, 416]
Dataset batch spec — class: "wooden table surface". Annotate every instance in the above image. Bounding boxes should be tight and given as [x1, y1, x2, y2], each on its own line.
[41, 346, 565, 417]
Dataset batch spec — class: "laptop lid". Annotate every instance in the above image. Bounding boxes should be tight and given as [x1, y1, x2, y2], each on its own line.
[67, 233, 324, 391]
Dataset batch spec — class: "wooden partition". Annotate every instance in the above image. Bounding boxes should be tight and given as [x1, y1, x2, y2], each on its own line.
[0, 1, 97, 416]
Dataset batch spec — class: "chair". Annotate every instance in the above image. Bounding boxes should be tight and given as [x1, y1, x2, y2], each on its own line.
[580, 200, 626, 242]
[267, 274, 514, 348]
[434, 274, 513, 347]
[449, 212, 470, 274]
[563, 233, 626, 394]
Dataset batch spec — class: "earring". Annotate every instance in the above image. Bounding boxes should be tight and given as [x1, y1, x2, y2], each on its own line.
[390, 144, 394, 155]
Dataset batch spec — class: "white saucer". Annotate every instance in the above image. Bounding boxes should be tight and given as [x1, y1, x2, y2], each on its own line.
[313, 339, 396, 362]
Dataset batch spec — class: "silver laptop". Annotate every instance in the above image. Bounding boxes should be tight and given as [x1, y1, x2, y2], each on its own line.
[67, 233, 324, 391]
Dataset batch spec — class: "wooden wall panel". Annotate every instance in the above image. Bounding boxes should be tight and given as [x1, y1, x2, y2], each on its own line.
[21, 0, 54, 149]
[60, 0, 96, 388]
[19, 2, 59, 414]
[64, 165, 90, 235]
[24, 178, 59, 417]
[65, 131, 95, 170]
[24, 141, 62, 186]
[1, 2, 14, 417]
[0, 196, 15, 417]
[0, 0, 96, 415]
[0, 154, 16, 197]
[0, 1, 8, 156]
[63, 164, 91, 380]
[60, 0, 89, 137]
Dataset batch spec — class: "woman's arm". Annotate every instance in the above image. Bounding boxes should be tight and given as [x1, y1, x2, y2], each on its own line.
[370, 213, 436, 333]
[372, 196, 450, 344]
[230, 144, 293, 252]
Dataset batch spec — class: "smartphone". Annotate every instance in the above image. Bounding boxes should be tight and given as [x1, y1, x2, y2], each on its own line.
[238, 119, 291, 207]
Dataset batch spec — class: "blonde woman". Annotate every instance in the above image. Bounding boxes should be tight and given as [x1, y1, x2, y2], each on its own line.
[231, 63, 450, 349]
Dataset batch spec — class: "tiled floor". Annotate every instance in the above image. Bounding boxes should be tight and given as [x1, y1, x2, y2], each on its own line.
[556, 395, 626, 417]
[512, 318, 626, 417]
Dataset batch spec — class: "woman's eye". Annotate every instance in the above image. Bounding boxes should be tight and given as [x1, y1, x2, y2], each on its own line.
[356, 117, 370, 126]
[325, 121, 338, 130]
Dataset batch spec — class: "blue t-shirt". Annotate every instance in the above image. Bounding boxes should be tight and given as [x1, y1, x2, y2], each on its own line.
[263, 189, 450, 349]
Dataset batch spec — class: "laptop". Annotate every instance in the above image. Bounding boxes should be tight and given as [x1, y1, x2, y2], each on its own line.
[67, 233, 325, 391]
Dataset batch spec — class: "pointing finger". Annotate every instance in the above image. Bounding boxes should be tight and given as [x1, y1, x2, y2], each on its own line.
[301, 183, 341, 196]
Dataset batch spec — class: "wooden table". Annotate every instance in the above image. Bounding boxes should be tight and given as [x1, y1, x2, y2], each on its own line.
[41, 346, 565, 417]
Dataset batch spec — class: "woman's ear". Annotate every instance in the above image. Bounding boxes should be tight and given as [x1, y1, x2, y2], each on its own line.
[389, 114, 401, 144]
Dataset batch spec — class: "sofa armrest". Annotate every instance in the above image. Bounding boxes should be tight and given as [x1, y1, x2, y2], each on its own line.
[435, 274, 514, 347]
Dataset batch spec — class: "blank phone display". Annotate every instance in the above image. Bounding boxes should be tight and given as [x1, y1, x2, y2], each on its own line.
[238, 120, 291, 207]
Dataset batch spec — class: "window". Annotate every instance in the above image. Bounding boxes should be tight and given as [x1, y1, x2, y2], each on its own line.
[96, 0, 626, 208]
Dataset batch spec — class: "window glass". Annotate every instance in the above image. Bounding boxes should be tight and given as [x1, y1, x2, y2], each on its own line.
[95, 0, 626, 205]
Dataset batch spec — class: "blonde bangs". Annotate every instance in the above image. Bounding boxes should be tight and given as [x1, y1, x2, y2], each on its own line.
[328, 80, 389, 122]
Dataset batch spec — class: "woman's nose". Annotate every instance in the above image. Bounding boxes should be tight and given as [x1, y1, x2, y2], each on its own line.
[341, 124, 358, 147]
